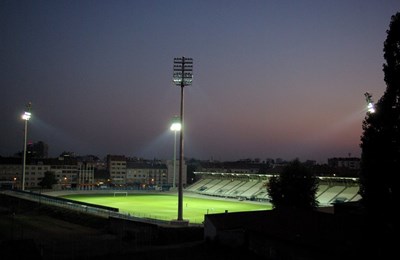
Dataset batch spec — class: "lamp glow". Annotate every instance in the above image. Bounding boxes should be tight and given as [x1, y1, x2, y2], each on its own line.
[21, 102, 32, 191]
[364, 92, 376, 114]
[170, 117, 181, 190]
[170, 122, 182, 131]
[22, 112, 31, 121]
[367, 103, 375, 113]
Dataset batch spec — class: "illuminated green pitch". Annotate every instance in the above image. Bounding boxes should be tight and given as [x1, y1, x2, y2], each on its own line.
[62, 193, 271, 224]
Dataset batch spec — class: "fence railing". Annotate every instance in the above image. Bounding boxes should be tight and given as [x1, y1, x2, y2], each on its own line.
[0, 189, 203, 227]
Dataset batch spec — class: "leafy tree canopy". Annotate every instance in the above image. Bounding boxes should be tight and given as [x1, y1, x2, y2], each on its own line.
[359, 12, 400, 214]
[38, 171, 57, 189]
[267, 159, 319, 210]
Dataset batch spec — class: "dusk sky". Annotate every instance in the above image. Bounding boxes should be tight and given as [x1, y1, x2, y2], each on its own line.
[1, 1, 399, 163]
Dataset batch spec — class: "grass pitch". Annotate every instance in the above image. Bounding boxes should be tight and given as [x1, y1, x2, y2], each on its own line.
[62, 193, 271, 223]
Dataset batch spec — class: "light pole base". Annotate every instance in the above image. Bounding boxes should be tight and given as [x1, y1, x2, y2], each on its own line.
[170, 219, 190, 226]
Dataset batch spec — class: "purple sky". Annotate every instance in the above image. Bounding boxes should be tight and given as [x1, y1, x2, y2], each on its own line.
[1, 1, 399, 163]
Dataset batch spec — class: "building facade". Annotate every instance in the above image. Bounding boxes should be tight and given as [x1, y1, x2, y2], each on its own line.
[126, 161, 168, 189]
[166, 159, 187, 188]
[1, 154, 187, 190]
[107, 155, 127, 185]
[0, 156, 78, 189]
[327, 157, 361, 170]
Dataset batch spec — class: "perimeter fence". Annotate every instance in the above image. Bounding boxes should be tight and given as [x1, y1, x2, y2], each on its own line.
[0, 189, 203, 227]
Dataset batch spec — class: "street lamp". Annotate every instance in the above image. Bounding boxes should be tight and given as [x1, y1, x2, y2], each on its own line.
[170, 116, 181, 189]
[21, 102, 32, 191]
[173, 57, 193, 222]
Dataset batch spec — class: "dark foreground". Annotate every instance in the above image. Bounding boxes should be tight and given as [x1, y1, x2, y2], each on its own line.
[0, 193, 262, 260]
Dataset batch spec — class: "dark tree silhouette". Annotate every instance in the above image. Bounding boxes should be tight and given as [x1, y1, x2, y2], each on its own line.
[267, 159, 319, 210]
[359, 12, 400, 217]
[38, 171, 58, 189]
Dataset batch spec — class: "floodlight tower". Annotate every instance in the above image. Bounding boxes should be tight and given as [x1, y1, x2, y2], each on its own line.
[364, 92, 376, 113]
[173, 57, 193, 222]
[21, 102, 32, 191]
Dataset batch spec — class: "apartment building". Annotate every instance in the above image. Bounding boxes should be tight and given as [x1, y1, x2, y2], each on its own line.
[106, 155, 127, 185]
[126, 160, 168, 189]
[0, 156, 78, 189]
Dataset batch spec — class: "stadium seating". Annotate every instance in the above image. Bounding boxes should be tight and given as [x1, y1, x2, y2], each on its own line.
[186, 174, 361, 206]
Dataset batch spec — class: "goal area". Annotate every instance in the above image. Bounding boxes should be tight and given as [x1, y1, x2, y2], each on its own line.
[113, 191, 128, 197]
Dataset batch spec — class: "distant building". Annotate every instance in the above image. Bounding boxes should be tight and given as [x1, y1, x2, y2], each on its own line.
[48, 157, 79, 189]
[0, 157, 23, 189]
[107, 155, 127, 185]
[0, 156, 78, 189]
[77, 162, 95, 190]
[126, 159, 169, 189]
[328, 157, 360, 170]
[27, 141, 49, 158]
[106, 155, 181, 189]
[166, 159, 187, 188]
[1, 154, 188, 190]
[197, 161, 261, 174]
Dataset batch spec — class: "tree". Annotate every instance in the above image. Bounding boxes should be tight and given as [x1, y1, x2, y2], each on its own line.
[267, 159, 319, 210]
[39, 171, 58, 189]
[359, 12, 400, 216]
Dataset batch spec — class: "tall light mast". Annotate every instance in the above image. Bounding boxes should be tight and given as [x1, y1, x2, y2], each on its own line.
[173, 57, 193, 222]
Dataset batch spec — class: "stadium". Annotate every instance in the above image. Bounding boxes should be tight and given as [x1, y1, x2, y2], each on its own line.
[1, 171, 361, 224]
[189, 172, 360, 205]
[1, 170, 371, 259]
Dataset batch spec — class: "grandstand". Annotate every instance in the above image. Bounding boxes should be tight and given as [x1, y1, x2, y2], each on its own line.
[187, 172, 360, 206]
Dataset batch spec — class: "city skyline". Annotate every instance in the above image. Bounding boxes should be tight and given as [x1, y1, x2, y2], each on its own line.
[6, 139, 361, 165]
[1, 1, 400, 163]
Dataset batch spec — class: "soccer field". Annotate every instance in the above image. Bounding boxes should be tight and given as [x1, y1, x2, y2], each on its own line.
[62, 193, 272, 224]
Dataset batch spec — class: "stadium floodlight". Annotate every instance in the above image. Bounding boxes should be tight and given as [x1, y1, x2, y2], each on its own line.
[170, 116, 181, 189]
[21, 102, 32, 191]
[173, 57, 193, 86]
[367, 103, 375, 113]
[22, 111, 31, 120]
[173, 56, 193, 222]
[170, 121, 182, 131]
[364, 92, 376, 113]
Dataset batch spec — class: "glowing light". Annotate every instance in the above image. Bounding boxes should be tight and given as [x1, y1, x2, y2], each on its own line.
[22, 111, 31, 120]
[170, 122, 182, 131]
[367, 103, 375, 113]
[364, 92, 376, 114]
